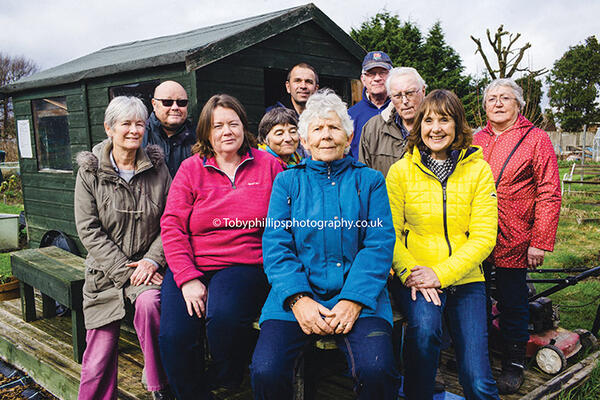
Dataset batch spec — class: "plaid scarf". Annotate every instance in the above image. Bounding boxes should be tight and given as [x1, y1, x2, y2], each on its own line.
[422, 152, 454, 183]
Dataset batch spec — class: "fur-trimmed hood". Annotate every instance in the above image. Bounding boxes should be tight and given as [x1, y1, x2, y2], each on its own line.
[76, 139, 165, 173]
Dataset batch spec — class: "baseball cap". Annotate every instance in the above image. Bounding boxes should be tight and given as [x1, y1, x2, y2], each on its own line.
[362, 51, 393, 71]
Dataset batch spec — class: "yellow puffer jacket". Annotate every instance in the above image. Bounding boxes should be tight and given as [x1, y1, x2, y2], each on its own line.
[386, 146, 498, 288]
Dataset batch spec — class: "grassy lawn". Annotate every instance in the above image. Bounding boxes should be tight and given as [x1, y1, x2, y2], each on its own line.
[543, 163, 600, 398]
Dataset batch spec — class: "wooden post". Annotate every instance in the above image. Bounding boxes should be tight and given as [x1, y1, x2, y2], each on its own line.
[42, 293, 56, 318]
[72, 309, 86, 363]
[581, 124, 587, 181]
[19, 281, 36, 322]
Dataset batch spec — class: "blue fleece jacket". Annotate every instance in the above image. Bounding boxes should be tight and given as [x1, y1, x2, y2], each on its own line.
[260, 156, 395, 325]
[348, 88, 391, 160]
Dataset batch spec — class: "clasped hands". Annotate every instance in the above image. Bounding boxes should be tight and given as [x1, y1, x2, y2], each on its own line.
[290, 297, 362, 336]
[127, 259, 163, 286]
[404, 265, 442, 306]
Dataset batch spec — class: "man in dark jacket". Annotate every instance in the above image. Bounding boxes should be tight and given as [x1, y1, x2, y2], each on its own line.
[267, 63, 319, 116]
[348, 51, 393, 159]
[144, 80, 195, 177]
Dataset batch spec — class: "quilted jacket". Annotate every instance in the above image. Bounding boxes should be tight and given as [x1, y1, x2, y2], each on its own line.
[473, 115, 561, 269]
[386, 146, 498, 288]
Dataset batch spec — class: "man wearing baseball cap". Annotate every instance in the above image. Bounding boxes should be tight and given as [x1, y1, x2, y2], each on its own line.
[348, 51, 393, 160]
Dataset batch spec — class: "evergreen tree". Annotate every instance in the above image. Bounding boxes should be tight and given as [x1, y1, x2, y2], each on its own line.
[548, 36, 600, 131]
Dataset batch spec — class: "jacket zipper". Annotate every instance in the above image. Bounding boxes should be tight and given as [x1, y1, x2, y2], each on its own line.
[442, 182, 452, 257]
[205, 157, 253, 189]
[404, 229, 409, 248]
[416, 164, 453, 257]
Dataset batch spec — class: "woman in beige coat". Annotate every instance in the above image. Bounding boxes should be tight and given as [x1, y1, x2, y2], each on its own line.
[74, 96, 172, 400]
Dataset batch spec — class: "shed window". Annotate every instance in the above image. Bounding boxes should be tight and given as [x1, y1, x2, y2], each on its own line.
[109, 80, 160, 113]
[32, 97, 72, 171]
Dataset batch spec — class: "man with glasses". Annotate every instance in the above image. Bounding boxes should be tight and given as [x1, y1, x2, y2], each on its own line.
[359, 67, 426, 176]
[144, 80, 195, 177]
[348, 51, 393, 160]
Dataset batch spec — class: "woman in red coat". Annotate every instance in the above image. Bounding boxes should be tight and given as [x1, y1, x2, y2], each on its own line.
[473, 78, 561, 394]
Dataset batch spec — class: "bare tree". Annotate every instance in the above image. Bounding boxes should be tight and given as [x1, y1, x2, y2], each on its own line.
[0, 53, 39, 138]
[470, 26, 546, 124]
[470, 25, 546, 79]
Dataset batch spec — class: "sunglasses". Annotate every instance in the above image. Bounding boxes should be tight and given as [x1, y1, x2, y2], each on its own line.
[154, 98, 189, 107]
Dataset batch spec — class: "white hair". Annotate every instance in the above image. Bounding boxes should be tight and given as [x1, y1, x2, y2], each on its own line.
[298, 89, 354, 141]
[482, 78, 526, 111]
[385, 67, 427, 94]
[104, 96, 148, 128]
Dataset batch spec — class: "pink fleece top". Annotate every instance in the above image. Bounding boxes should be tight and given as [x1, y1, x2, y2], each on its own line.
[161, 149, 283, 287]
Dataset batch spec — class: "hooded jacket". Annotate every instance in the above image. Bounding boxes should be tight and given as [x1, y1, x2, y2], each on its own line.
[473, 115, 561, 269]
[359, 102, 409, 177]
[386, 147, 498, 288]
[260, 156, 396, 325]
[75, 140, 171, 329]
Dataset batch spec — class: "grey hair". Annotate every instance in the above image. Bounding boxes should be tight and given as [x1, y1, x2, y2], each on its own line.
[385, 67, 427, 94]
[104, 96, 148, 128]
[482, 78, 526, 110]
[298, 89, 354, 142]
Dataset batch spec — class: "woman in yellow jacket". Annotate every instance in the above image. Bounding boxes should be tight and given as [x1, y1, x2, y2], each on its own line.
[386, 90, 500, 400]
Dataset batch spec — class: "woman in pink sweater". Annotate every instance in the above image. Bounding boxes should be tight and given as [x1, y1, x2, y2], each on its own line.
[159, 94, 283, 400]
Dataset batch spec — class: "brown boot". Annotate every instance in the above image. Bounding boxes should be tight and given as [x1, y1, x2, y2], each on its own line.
[497, 342, 526, 394]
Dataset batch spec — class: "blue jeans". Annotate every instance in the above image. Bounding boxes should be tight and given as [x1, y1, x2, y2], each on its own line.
[251, 317, 400, 400]
[490, 267, 530, 343]
[391, 280, 499, 400]
[159, 266, 268, 400]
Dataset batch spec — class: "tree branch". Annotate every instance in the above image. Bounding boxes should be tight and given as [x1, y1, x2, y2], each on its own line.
[471, 35, 497, 79]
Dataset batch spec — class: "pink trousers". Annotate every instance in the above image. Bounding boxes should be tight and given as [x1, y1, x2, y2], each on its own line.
[78, 289, 168, 399]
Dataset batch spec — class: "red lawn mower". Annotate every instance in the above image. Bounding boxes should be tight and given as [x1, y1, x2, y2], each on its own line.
[489, 265, 600, 375]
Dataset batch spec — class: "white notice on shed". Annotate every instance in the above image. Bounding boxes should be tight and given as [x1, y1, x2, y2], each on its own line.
[17, 120, 33, 158]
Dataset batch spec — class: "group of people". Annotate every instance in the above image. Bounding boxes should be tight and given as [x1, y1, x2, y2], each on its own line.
[73, 50, 561, 400]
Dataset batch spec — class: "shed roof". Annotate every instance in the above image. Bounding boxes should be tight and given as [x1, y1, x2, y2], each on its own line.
[1, 3, 364, 94]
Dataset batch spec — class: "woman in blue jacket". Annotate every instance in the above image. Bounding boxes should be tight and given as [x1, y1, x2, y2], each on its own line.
[251, 89, 399, 399]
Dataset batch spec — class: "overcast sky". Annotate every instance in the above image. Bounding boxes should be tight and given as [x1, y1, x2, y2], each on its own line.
[2, 0, 598, 81]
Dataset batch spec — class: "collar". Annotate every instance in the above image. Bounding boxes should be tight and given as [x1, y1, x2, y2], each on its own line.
[305, 155, 361, 176]
[259, 143, 301, 166]
[482, 114, 532, 136]
[97, 140, 153, 179]
[202, 149, 255, 169]
[148, 112, 195, 145]
[394, 113, 410, 139]
[362, 88, 390, 110]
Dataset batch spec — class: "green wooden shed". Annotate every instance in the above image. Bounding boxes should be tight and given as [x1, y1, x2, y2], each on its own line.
[0, 3, 365, 253]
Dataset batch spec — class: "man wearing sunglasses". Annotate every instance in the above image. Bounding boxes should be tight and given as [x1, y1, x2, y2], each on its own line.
[144, 80, 195, 177]
[359, 67, 426, 177]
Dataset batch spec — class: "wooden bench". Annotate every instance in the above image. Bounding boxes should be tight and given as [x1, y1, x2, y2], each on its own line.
[562, 163, 600, 194]
[11, 246, 86, 363]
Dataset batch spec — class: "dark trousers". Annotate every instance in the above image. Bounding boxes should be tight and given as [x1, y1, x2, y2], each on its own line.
[488, 267, 530, 343]
[159, 266, 268, 400]
[251, 317, 400, 400]
[391, 280, 499, 400]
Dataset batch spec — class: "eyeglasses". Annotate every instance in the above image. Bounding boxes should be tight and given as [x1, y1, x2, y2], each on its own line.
[154, 98, 189, 107]
[392, 89, 420, 101]
[486, 95, 515, 105]
[362, 70, 389, 78]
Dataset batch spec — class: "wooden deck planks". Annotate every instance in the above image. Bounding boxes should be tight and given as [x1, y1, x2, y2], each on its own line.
[1, 292, 598, 399]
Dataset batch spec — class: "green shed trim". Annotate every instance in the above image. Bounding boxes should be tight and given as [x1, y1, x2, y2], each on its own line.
[1, 3, 364, 95]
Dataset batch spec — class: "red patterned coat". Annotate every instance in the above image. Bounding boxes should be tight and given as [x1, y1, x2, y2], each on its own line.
[473, 115, 561, 269]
